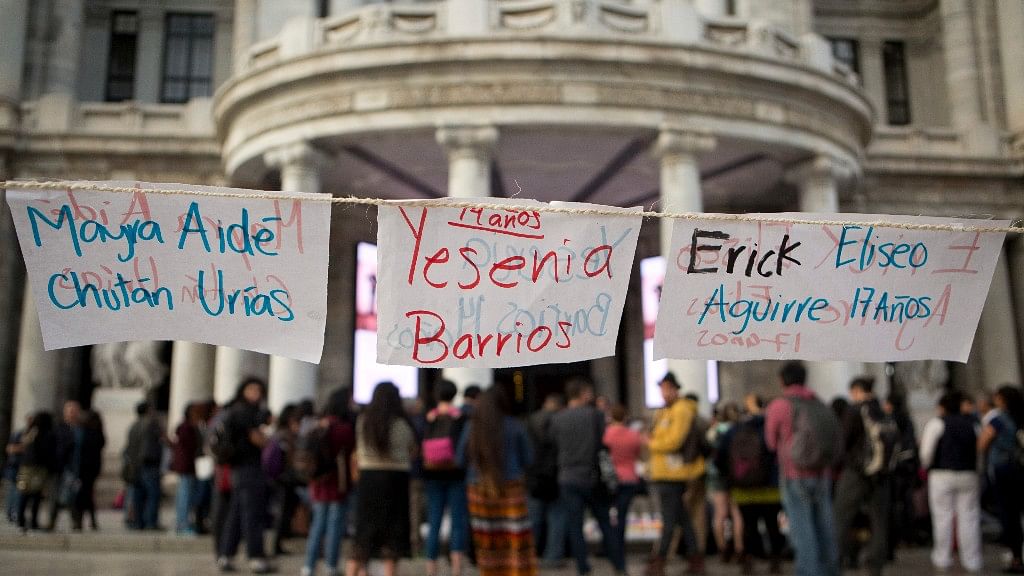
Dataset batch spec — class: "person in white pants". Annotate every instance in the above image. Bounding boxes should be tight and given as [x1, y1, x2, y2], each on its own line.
[919, 391, 982, 573]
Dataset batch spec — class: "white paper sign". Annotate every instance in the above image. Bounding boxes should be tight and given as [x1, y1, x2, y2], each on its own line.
[376, 199, 641, 367]
[654, 213, 1007, 362]
[6, 182, 331, 363]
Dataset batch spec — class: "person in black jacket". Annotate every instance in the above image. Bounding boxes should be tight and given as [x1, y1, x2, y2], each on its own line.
[76, 410, 106, 531]
[833, 377, 893, 576]
[46, 400, 84, 531]
[14, 412, 57, 531]
[216, 378, 274, 574]
[125, 401, 164, 530]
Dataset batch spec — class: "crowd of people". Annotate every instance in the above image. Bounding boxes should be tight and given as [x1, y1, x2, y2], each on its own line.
[3, 362, 1024, 576]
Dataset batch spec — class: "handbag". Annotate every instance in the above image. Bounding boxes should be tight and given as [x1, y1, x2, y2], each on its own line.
[16, 465, 48, 494]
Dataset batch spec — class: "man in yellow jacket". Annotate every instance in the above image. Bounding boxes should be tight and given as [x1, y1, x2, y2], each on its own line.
[646, 373, 706, 576]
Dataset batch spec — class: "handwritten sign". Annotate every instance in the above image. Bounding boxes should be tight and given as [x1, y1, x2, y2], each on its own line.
[6, 182, 330, 363]
[654, 213, 1008, 362]
[376, 199, 641, 367]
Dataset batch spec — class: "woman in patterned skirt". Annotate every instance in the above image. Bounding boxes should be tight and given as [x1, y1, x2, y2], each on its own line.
[458, 387, 536, 576]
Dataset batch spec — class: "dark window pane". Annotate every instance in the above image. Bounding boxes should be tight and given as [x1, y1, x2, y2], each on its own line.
[161, 13, 215, 103]
[106, 11, 138, 102]
[828, 37, 860, 75]
[883, 40, 911, 126]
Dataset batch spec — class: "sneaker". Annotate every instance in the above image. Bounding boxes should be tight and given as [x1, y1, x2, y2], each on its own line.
[299, 567, 313, 576]
[216, 557, 235, 573]
[250, 558, 276, 574]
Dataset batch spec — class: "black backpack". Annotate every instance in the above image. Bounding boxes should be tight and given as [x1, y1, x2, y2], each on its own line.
[293, 427, 334, 482]
[859, 405, 899, 476]
[728, 421, 772, 488]
[681, 415, 712, 464]
[208, 416, 238, 466]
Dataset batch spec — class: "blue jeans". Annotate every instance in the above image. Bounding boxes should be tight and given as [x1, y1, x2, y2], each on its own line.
[305, 500, 349, 571]
[528, 495, 567, 561]
[424, 478, 469, 559]
[132, 466, 161, 529]
[175, 474, 197, 532]
[781, 477, 839, 576]
[612, 483, 639, 556]
[560, 483, 624, 574]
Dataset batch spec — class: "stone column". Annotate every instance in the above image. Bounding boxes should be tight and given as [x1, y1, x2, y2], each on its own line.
[436, 124, 498, 397]
[1009, 237, 1024, 381]
[939, 0, 999, 153]
[694, 0, 727, 18]
[167, 342, 215, 434]
[997, 0, 1024, 135]
[653, 126, 716, 408]
[232, 0, 258, 74]
[43, 0, 84, 96]
[0, 155, 25, 456]
[213, 347, 268, 405]
[263, 142, 325, 416]
[0, 0, 29, 102]
[978, 247, 1022, 388]
[787, 156, 865, 402]
[12, 285, 61, 426]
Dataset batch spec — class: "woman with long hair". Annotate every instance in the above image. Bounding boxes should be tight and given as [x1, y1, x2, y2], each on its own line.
[979, 385, 1024, 573]
[457, 387, 536, 576]
[346, 382, 415, 576]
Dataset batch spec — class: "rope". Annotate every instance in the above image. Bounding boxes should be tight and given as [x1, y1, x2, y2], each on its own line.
[4, 179, 1022, 235]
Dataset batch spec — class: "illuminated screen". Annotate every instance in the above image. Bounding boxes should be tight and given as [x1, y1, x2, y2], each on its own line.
[354, 242, 419, 404]
[640, 256, 719, 407]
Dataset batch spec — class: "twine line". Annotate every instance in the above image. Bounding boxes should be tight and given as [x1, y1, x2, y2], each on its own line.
[4, 179, 1022, 235]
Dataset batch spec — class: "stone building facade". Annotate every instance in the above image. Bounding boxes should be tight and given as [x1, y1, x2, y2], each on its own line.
[1, 0, 1022, 452]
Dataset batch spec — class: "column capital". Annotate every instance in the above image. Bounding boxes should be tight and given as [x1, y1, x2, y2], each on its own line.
[785, 154, 854, 187]
[652, 126, 716, 160]
[263, 141, 328, 170]
[435, 124, 498, 160]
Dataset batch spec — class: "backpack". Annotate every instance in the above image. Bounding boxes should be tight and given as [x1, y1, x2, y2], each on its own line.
[789, 396, 839, 471]
[207, 417, 238, 466]
[293, 427, 334, 483]
[860, 404, 899, 476]
[422, 407, 461, 470]
[681, 414, 712, 464]
[728, 421, 771, 488]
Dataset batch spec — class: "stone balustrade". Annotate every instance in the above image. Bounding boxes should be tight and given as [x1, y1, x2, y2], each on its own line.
[235, 0, 850, 85]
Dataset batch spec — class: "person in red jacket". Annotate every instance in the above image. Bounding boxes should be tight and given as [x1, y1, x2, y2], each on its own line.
[303, 388, 356, 576]
[172, 402, 204, 535]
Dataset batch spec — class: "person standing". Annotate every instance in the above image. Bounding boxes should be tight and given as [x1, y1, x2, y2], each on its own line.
[263, 404, 303, 556]
[708, 402, 743, 563]
[76, 409, 105, 531]
[765, 362, 840, 576]
[920, 391, 981, 573]
[526, 392, 566, 567]
[716, 396, 784, 575]
[551, 377, 626, 576]
[217, 378, 274, 574]
[978, 385, 1024, 573]
[172, 402, 203, 535]
[4, 415, 30, 523]
[125, 401, 164, 531]
[47, 400, 84, 531]
[458, 386, 536, 576]
[346, 382, 416, 576]
[422, 380, 470, 576]
[603, 404, 645, 563]
[646, 373, 705, 576]
[834, 377, 896, 576]
[302, 388, 356, 576]
[15, 412, 56, 531]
